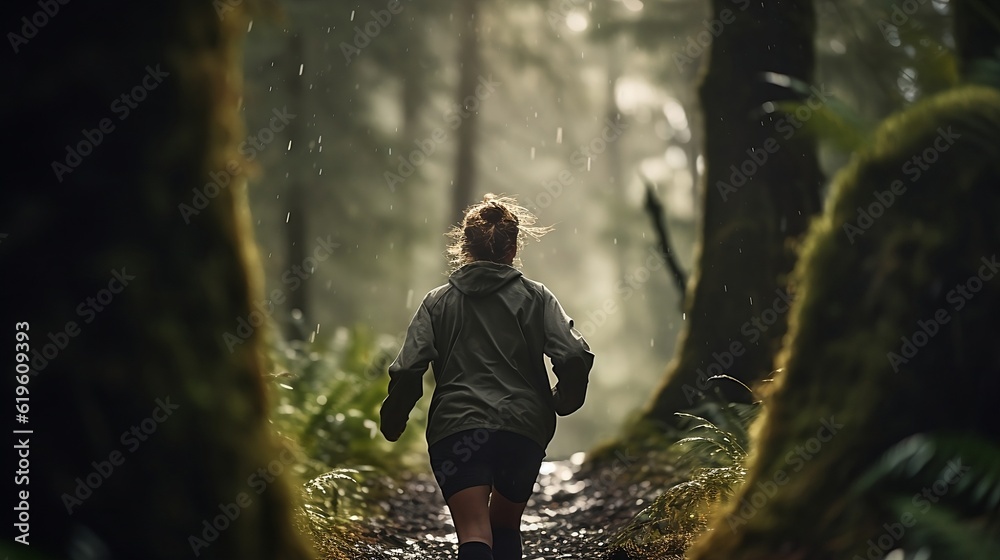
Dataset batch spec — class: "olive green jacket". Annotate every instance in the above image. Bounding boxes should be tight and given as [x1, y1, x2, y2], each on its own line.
[379, 261, 594, 449]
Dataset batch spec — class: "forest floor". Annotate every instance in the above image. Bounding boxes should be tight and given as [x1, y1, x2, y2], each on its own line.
[321, 456, 678, 560]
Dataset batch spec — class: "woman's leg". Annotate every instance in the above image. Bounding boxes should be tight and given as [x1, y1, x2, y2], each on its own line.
[488, 490, 527, 560]
[488, 432, 544, 560]
[446, 484, 494, 559]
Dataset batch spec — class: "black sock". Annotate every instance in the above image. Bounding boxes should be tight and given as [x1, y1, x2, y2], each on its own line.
[491, 528, 522, 560]
[458, 541, 493, 560]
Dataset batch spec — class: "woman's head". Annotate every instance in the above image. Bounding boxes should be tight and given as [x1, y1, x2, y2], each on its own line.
[447, 193, 550, 269]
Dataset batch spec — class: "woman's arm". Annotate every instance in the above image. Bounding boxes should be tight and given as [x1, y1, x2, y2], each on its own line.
[542, 287, 595, 416]
[380, 300, 437, 441]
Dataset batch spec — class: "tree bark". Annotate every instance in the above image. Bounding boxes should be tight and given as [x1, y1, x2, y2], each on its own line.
[1, 1, 314, 558]
[688, 2, 1000, 557]
[640, 0, 822, 428]
[451, 0, 482, 221]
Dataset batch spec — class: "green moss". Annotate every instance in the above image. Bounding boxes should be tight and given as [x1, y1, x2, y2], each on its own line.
[689, 85, 1000, 559]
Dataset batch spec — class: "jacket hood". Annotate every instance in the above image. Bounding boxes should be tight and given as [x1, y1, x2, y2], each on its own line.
[449, 261, 523, 297]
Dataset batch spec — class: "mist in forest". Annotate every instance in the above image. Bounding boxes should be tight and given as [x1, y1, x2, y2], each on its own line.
[237, 0, 950, 457]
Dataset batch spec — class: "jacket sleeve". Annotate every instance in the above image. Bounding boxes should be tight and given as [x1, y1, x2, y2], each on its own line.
[542, 287, 595, 416]
[379, 299, 437, 441]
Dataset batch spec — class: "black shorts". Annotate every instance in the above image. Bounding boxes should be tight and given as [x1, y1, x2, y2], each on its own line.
[428, 429, 545, 503]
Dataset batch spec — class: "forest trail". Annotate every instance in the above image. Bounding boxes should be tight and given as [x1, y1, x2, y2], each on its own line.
[338, 458, 668, 560]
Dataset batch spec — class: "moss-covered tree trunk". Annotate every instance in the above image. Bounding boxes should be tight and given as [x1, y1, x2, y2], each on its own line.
[640, 0, 822, 428]
[1, 1, 313, 558]
[688, 2, 1000, 558]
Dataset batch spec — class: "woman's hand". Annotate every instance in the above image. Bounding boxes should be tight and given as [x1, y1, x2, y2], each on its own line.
[381, 420, 404, 442]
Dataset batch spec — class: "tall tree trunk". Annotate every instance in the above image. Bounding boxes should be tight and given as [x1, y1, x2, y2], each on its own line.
[640, 0, 822, 429]
[1, 1, 313, 558]
[688, 2, 1000, 557]
[451, 0, 482, 221]
[286, 31, 310, 335]
[605, 36, 631, 281]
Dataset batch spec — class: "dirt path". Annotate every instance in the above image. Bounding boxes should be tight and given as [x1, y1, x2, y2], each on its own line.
[340, 458, 669, 560]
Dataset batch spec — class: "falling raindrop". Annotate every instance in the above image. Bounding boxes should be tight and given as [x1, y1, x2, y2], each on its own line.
[530, 147, 536, 160]
[350, 10, 355, 21]
[298, 64, 304, 76]
[285, 212, 290, 223]
[247, 20, 253, 32]
[556, 127, 563, 144]
[287, 140, 293, 151]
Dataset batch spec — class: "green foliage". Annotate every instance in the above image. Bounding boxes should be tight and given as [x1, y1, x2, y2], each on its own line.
[265, 325, 423, 479]
[770, 24, 959, 156]
[261, 324, 427, 556]
[773, 95, 873, 153]
[605, 377, 762, 560]
[851, 433, 1000, 559]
